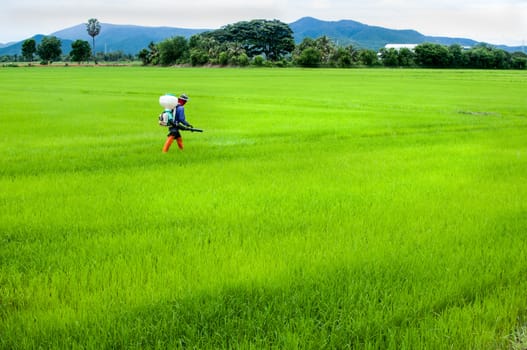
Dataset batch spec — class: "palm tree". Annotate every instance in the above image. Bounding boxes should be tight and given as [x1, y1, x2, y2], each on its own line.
[86, 18, 101, 63]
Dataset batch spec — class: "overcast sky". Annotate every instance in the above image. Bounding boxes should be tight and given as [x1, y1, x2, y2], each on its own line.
[1, 0, 526, 46]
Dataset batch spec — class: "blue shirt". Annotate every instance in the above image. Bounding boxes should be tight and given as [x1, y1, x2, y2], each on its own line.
[173, 104, 190, 127]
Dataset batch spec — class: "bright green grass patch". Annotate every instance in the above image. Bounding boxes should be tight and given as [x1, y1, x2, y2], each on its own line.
[1, 67, 527, 349]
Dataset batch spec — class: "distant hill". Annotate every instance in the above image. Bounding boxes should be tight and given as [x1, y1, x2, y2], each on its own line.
[0, 17, 523, 56]
[290, 17, 426, 49]
[0, 42, 16, 48]
[0, 34, 75, 56]
[292, 17, 523, 52]
[291, 17, 483, 50]
[51, 23, 207, 54]
[0, 23, 208, 56]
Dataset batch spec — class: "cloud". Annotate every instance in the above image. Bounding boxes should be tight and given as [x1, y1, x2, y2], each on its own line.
[310, 0, 331, 9]
[0, 0, 525, 45]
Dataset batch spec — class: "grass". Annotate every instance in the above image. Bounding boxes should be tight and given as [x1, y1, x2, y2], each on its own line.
[1, 67, 527, 349]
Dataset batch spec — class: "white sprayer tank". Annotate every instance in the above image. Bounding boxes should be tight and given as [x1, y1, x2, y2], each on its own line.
[159, 94, 178, 110]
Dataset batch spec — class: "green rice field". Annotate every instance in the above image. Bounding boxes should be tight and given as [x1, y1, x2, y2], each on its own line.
[1, 67, 526, 349]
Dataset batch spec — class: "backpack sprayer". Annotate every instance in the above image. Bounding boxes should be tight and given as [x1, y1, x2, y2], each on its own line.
[158, 94, 203, 132]
[158, 94, 177, 126]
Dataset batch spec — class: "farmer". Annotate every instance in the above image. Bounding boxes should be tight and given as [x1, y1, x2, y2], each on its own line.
[162, 94, 194, 152]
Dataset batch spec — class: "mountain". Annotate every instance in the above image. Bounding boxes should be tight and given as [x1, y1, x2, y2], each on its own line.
[0, 17, 523, 56]
[290, 17, 424, 48]
[0, 23, 208, 56]
[0, 41, 16, 48]
[290, 17, 481, 50]
[51, 23, 207, 54]
[0, 34, 75, 56]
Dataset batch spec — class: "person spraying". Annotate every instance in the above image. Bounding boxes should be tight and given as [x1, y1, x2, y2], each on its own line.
[159, 93, 202, 153]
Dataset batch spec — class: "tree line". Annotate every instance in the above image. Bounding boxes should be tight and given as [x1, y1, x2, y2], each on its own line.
[380, 43, 527, 69]
[4, 18, 526, 69]
[10, 35, 133, 65]
[139, 20, 526, 69]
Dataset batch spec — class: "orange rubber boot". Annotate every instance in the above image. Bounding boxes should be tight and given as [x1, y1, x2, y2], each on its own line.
[176, 137, 184, 150]
[163, 136, 175, 152]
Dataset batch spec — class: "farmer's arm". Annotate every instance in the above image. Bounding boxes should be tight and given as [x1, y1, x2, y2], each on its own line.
[175, 105, 191, 126]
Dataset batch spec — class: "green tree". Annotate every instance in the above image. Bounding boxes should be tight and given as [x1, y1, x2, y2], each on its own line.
[293, 37, 324, 67]
[493, 48, 510, 69]
[188, 35, 211, 65]
[235, 52, 250, 66]
[219, 51, 231, 65]
[203, 19, 294, 61]
[37, 36, 62, 64]
[158, 36, 188, 66]
[189, 34, 224, 65]
[189, 49, 209, 66]
[296, 47, 322, 67]
[398, 48, 415, 67]
[331, 47, 353, 67]
[223, 42, 246, 66]
[86, 18, 101, 63]
[294, 36, 337, 67]
[329, 45, 358, 68]
[138, 42, 159, 65]
[21, 39, 36, 62]
[414, 43, 452, 67]
[511, 52, 527, 69]
[314, 36, 336, 65]
[448, 44, 466, 68]
[138, 49, 151, 65]
[294, 37, 316, 53]
[466, 44, 497, 69]
[252, 55, 265, 66]
[148, 42, 159, 65]
[359, 49, 379, 66]
[379, 48, 399, 67]
[70, 40, 91, 64]
[264, 20, 295, 60]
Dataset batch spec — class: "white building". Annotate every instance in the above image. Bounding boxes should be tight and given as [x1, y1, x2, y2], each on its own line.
[385, 43, 472, 51]
[384, 44, 419, 51]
